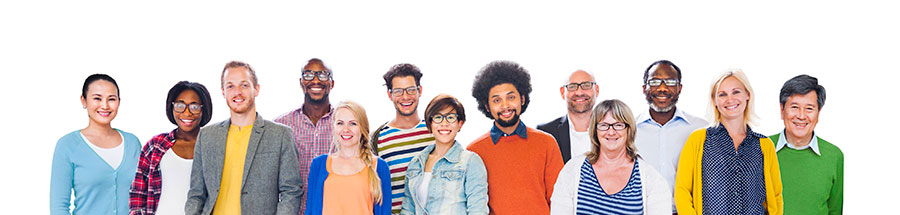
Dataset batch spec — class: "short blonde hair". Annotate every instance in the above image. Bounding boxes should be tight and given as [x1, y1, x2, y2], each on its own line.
[586, 99, 639, 163]
[708, 69, 757, 127]
[333, 101, 383, 204]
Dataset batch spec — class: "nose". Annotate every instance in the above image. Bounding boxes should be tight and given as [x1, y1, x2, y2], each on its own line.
[797, 108, 808, 119]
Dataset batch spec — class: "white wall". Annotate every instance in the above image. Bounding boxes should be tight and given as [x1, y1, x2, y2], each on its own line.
[2, 0, 896, 213]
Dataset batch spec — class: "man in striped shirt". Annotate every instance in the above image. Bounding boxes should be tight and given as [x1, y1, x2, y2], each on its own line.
[371, 63, 435, 214]
[274, 58, 335, 214]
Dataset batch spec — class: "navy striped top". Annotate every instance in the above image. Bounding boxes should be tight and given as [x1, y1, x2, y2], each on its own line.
[576, 159, 644, 215]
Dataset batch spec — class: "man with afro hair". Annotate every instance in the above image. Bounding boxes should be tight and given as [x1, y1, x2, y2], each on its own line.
[466, 60, 564, 215]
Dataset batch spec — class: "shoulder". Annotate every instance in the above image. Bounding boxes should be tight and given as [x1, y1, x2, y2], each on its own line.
[262, 118, 291, 132]
[55, 130, 84, 149]
[681, 111, 708, 126]
[466, 133, 492, 151]
[375, 157, 389, 172]
[816, 137, 844, 158]
[311, 154, 329, 168]
[527, 127, 556, 143]
[117, 129, 141, 143]
[200, 120, 228, 133]
[273, 108, 300, 123]
[536, 116, 565, 130]
[637, 158, 664, 180]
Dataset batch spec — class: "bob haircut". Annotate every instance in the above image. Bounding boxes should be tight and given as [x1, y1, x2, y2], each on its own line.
[471, 61, 532, 119]
[587, 99, 639, 163]
[165, 81, 213, 127]
[332, 100, 383, 204]
[708, 69, 757, 127]
[423, 94, 466, 132]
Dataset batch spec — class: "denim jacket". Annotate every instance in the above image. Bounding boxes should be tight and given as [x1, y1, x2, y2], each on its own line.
[400, 141, 489, 215]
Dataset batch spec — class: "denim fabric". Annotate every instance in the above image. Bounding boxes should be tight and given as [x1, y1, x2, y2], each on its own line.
[401, 141, 489, 215]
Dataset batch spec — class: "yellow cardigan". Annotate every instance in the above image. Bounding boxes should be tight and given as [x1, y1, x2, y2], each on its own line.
[674, 128, 783, 215]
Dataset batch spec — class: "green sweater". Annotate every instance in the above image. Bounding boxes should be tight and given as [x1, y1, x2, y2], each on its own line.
[770, 133, 843, 215]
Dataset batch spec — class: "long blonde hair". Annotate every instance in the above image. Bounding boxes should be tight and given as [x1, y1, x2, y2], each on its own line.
[708, 69, 757, 127]
[333, 101, 383, 204]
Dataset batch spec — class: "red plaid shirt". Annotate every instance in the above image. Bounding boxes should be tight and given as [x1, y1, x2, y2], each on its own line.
[274, 106, 333, 214]
[128, 130, 176, 215]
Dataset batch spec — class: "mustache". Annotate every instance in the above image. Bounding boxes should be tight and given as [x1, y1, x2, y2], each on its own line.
[651, 91, 674, 97]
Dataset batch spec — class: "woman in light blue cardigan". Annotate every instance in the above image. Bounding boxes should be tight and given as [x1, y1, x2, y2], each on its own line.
[50, 74, 141, 215]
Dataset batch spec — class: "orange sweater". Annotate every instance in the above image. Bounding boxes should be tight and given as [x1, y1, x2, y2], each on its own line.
[467, 127, 564, 215]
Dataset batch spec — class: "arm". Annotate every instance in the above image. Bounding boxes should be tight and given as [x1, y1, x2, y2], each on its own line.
[828, 150, 844, 215]
[549, 159, 578, 215]
[544, 137, 565, 205]
[643, 164, 673, 215]
[674, 130, 703, 215]
[399, 172, 415, 215]
[276, 128, 303, 215]
[128, 142, 155, 215]
[184, 132, 207, 215]
[465, 154, 489, 215]
[376, 159, 393, 215]
[49, 138, 73, 215]
[762, 138, 784, 215]
[305, 157, 322, 215]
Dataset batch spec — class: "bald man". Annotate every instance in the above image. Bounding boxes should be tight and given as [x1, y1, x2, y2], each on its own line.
[537, 70, 599, 162]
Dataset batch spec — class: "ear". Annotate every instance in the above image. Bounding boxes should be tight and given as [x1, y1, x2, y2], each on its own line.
[386, 89, 393, 99]
[559, 87, 566, 100]
[417, 85, 423, 97]
[329, 80, 335, 89]
[779, 103, 786, 120]
[253, 84, 260, 97]
[593, 84, 599, 94]
[80, 95, 87, 107]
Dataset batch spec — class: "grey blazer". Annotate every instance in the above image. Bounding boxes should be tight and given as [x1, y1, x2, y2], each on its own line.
[185, 114, 302, 215]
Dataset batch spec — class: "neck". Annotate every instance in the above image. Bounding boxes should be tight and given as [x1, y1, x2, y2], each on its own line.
[230, 110, 256, 127]
[84, 121, 116, 135]
[597, 146, 631, 166]
[721, 117, 746, 136]
[390, 112, 421, 129]
[496, 121, 520, 135]
[785, 132, 813, 147]
[303, 102, 330, 118]
[337, 145, 361, 159]
[431, 140, 453, 158]
[175, 127, 199, 143]
[649, 107, 676, 125]
[568, 111, 591, 132]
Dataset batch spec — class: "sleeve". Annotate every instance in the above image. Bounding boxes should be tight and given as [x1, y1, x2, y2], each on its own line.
[304, 157, 321, 215]
[549, 159, 579, 215]
[276, 128, 303, 215]
[544, 136, 565, 205]
[50, 137, 73, 215]
[762, 138, 784, 215]
[376, 158, 393, 215]
[674, 130, 703, 215]
[828, 149, 844, 215]
[400, 171, 415, 215]
[185, 131, 207, 215]
[643, 164, 674, 215]
[128, 140, 155, 215]
[465, 154, 490, 215]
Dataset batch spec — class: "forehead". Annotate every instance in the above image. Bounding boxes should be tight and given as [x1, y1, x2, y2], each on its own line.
[567, 70, 594, 83]
[787, 91, 818, 105]
[648, 64, 678, 78]
[718, 76, 745, 91]
[598, 111, 617, 122]
[87, 80, 118, 95]
[334, 108, 357, 120]
[391, 76, 417, 88]
[304, 62, 329, 71]
[176, 89, 200, 100]
[488, 83, 519, 96]
[224, 67, 251, 81]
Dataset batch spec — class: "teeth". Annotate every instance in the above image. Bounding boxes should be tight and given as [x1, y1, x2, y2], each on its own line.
[401, 102, 413, 106]
[233, 98, 244, 102]
[438, 130, 451, 135]
[181, 119, 194, 123]
[341, 135, 352, 139]
[311, 87, 322, 91]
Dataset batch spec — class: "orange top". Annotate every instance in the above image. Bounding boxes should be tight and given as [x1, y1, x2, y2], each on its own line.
[466, 127, 564, 215]
[323, 156, 374, 215]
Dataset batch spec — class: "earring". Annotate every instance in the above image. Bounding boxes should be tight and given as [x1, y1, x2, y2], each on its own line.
[83, 106, 86, 109]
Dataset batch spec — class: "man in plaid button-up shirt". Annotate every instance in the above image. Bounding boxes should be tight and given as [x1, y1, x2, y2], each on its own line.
[274, 58, 335, 214]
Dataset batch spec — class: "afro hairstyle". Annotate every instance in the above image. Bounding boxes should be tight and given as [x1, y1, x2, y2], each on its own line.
[471, 60, 532, 119]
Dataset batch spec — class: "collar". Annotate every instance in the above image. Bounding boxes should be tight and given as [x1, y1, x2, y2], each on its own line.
[710, 123, 766, 139]
[636, 107, 691, 126]
[775, 130, 821, 156]
[299, 105, 334, 120]
[417, 140, 465, 164]
[490, 120, 528, 144]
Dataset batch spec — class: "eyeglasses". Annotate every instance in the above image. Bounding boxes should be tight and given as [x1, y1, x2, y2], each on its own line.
[564, 81, 596, 91]
[390, 86, 420, 97]
[173, 102, 202, 114]
[302, 70, 332, 81]
[431, 113, 459, 124]
[596, 122, 628, 131]
[647, 79, 679, 87]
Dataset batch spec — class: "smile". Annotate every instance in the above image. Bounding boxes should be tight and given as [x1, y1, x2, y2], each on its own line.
[437, 129, 452, 135]
[98, 111, 112, 117]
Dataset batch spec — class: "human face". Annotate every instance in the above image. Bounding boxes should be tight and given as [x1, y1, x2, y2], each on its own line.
[560, 70, 597, 114]
[430, 107, 463, 144]
[173, 89, 203, 133]
[596, 112, 627, 152]
[300, 62, 333, 103]
[388, 76, 421, 117]
[333, 108, 362, 150]
[222, 66, 259, 114]
[487, 83, 523, 128]
[715, 76, 749, 121]
[781, 91, 819, 142]
[81, 80, 119, 126]
[643, 64, 681, 113]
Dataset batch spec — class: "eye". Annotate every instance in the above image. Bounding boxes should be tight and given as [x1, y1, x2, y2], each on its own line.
[242, 84, 249, 88]
[718, 92, 726, 97]
[109, 98, 117, 101]
[507, 95, 516, 100]
[350, 122, 358, 126]
[336, 121, 343, 126]
[225, 85, 233, 89]
[492, 98, 501, 103]
[93, 97, 102, 101]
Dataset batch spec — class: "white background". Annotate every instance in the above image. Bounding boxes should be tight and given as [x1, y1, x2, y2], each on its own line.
[2, 1, 896, 213]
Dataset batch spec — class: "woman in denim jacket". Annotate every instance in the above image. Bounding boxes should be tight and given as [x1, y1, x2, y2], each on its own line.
[401, 94, 489, 215]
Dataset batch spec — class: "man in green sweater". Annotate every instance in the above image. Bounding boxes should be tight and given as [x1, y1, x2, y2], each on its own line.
[770, 74, 843, 214]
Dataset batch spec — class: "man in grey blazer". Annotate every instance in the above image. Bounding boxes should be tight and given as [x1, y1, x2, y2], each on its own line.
[186, 61, 302, 215]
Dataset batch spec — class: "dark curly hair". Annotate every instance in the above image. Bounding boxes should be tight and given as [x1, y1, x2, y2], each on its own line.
[471, 61, 532, 119]
[382, 63, 423, 90]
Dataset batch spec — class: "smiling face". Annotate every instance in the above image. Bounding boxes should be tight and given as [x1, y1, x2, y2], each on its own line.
[173, 89, 203, 133]
[715, 76, 749, 121]
[781, 91, 819, 142]
[333, 107, 362, 150]
[430, 107, 463, 144]
[389, 76, 421, 117]
[487, 83, 523, 128]
[643, 64, 682, 112]
[222, 66, 259, 114]
[596, 112, 627, 152]
[561, 70, 597, 114]
[301, 62, 334, 103]
[81, 80, 120, 126]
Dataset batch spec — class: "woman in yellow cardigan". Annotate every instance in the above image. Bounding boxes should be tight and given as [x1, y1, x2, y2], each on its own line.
[674, 69, 783, 215]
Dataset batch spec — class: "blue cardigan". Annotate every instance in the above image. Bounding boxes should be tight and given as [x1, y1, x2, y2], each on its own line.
[50, 129, 141, 215]
[305, 154, 392, 215]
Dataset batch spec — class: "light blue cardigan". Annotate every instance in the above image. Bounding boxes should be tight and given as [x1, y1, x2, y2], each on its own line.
[50, 130, 141, 215]
[305, 154, 392, 215]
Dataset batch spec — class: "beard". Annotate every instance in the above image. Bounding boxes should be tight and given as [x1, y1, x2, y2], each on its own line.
[495, 111, 521, 128]
[229, 98, 255, 114]
[305, 91, 329, 104]
[646, 91, 678, 113]
[397, 107, 416, 116]
[567, 96, 594, 114]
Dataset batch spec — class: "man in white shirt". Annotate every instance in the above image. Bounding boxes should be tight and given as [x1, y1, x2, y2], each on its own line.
[633, 60, 707, 214]
[537, 70, 598, 162]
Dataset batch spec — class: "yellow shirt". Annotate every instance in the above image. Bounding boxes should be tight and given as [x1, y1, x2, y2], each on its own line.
[213, 124, 254, 215]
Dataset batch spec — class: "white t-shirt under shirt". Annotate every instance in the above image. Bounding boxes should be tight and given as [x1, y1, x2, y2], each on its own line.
[81, 131, 124, 168]
[156, 147, 193, 215]
[567, 115, 592, 158]
[417, 172, 432, 206]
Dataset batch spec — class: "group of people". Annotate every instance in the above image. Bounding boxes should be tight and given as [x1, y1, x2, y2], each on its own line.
[50, 59, 843, 215]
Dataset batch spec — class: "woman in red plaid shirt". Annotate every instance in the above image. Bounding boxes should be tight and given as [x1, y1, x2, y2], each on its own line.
[128, 81, 213, 215]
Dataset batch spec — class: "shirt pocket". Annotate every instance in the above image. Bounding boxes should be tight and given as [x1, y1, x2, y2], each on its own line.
[438, 170, 465, 192]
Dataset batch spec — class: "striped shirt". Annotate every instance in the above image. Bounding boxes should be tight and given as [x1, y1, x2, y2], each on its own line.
[702, 124, 766, 215]
[274, 106, 334, 214]
[576, 159, 643, 215]
[374, 121, 434, 214]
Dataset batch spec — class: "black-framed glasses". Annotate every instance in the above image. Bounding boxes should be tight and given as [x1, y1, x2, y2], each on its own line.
[390, 86, 420, 97]
[302, 70, 332, 81]
[431, 113, 459, 124]
[173, 102, 202, 114]
[564, 81, 596, 91]
[647, 78, 679, 87]
[596, 122, 628, 131]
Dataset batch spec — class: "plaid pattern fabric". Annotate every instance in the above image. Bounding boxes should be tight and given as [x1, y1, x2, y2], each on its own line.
[274, 106, 334, 214]
[128, 130, 176, 215]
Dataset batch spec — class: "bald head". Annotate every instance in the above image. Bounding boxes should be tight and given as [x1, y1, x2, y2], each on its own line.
[560, 70, 598, 114]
